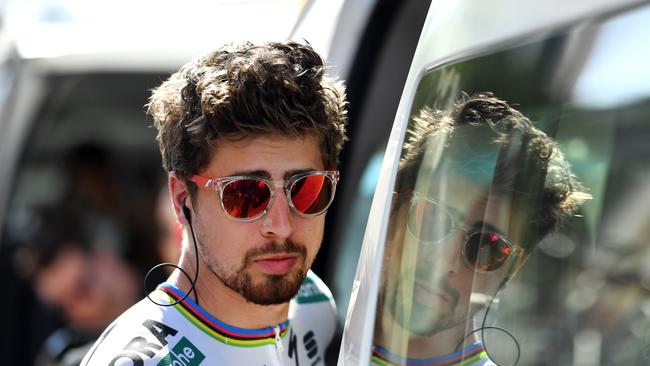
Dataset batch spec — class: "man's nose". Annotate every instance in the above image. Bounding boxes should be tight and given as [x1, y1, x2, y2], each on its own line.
[445, 243, 463, 275]
[260, 188, 295, 240]
[423, 233, 464, 276]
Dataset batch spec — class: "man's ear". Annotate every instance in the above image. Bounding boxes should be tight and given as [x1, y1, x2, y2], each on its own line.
[169, 172, 191, 226]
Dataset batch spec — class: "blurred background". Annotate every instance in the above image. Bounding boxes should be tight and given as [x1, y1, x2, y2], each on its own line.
[0, 0, 430, 364]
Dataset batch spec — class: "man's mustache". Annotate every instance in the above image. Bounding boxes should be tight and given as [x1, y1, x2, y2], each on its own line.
[243, 239, 307, 264]
[414, 270, 459, 305]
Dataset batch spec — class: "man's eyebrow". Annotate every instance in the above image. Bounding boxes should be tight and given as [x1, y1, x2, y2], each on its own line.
[441, 203, 465, 222]
[227, 169, 271, 178]
[283, 168, 319, 180]
[226, 168, 320, 180]
[471, 220, 507, 236]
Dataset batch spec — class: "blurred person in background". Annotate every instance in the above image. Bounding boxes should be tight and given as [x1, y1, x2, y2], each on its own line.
[13, 142, 163, 366]
[63, 143, 160, 274]
[372, 93, 591, 365]
[15, 206, 141, 366]
[80, 40, 348, 366]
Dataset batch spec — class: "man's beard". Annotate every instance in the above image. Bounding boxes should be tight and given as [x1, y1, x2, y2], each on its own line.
[384, 276, 468, 336]
[200, 239, 308, 305]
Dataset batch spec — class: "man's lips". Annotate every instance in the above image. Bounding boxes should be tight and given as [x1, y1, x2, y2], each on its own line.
[252, 253, 300, 275]
[413, 280, 451, 305]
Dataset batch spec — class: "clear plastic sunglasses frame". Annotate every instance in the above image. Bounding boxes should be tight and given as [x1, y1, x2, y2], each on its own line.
[191, 170, 340, 222]
[407, 192, 519, 273]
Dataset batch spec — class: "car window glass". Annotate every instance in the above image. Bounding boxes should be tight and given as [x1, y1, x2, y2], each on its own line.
[371, 4, 650, 365]
[335, 150, 383, 323]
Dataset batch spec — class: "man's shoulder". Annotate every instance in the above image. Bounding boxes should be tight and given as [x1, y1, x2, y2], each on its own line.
[289, 271, 338, 349]
[79, 295, 187, 365]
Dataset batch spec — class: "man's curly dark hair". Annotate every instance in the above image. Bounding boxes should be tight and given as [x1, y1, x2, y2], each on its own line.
[396, 92, 590, 250]
[147, 41, 348, 200]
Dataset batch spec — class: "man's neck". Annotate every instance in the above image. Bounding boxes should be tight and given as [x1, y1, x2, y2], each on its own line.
[167, 265, 291, 329]
[406, 328, 478, 359]
[375, 309, 476, 359]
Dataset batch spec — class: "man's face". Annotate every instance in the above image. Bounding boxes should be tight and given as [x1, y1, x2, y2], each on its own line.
[382, 172, 525, 336]
[190, 134, 326, 305]
[35, 245, 136, 331]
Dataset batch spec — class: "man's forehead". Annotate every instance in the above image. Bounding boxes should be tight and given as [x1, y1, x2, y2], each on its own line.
[222, 168, 321, 180]
[205, 134, 325, 177]
[418, 169, 488, 202]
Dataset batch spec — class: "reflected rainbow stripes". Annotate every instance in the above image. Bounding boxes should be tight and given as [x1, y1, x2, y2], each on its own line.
[371, 341, 490, 366]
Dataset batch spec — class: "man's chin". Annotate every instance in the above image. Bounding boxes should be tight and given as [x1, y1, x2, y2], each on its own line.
[387, 292, 460, 336]
[397, 311, 463, 337]
[241, 268, 306, 305]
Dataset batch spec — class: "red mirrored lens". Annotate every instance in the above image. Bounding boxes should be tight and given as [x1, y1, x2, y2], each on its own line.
[464, 232, 513, 272]
[290, 174, 333, 215]
[221, 179, 271, 219]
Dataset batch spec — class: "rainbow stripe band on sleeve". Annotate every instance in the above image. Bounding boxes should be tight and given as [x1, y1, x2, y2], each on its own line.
[156, 283, 289, 348]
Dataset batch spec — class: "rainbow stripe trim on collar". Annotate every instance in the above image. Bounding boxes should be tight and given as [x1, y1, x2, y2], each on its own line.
[371, 341, 489, 366]
[156, 283, 289, 347]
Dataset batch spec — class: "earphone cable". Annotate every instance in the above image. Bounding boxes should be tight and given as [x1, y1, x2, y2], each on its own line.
[144, 204, 200, 307]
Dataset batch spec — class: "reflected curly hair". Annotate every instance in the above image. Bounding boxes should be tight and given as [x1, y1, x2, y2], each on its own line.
[147, 41, 347, 199]
[397, 92, 591, 249]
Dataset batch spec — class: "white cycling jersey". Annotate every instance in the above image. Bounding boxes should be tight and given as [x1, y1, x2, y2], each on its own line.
[81, 271, 337, 366]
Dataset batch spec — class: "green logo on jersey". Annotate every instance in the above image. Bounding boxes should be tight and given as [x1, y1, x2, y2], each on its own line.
[157, 337, 205, 366]
[295, 276, 329, 304]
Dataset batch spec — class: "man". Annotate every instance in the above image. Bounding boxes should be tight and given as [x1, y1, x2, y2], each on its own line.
[81, 41, 347, 365]
[16, 206, 141, 366]
[372, 93, 590, 365]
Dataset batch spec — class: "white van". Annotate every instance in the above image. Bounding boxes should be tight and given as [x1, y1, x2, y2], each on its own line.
[337, 0, 650, 365]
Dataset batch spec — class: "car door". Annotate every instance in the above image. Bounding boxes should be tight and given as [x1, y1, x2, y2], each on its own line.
[339, 0, 650, 365]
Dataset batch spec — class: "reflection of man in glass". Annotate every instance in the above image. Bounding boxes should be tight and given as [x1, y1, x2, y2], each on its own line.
[373, 93, 591, 365]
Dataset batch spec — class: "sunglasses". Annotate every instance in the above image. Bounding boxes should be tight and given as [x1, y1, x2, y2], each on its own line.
[191, 170, 339, 222]
[406, 193, 516, 273]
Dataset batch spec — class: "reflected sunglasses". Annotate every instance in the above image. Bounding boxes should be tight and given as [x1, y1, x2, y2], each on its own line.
[406, 193, 517, 273]
[191, 170, 339, 222]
